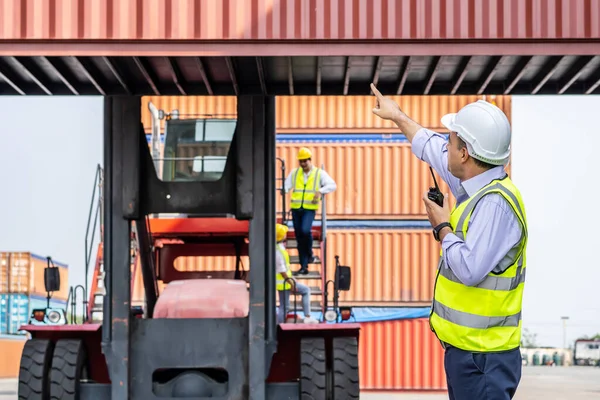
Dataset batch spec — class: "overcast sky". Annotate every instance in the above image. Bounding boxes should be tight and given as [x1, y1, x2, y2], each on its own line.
[0, 95, 597, 348]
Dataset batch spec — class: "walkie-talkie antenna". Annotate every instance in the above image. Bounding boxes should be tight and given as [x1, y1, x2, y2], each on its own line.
[429, 167, 440, 190]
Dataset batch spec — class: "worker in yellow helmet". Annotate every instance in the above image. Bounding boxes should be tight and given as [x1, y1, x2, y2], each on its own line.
[371, 83, 527, 400]
[284, 147, 337, 275]
[275, 223, 318, 324]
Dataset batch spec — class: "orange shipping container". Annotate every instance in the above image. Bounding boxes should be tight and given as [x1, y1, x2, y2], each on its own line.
[133, 227, 440, 305]
[1, 252, 69, 301]
[141, 95, 511, 134]
[276, 142, 452, 220]
[359, 318, 446, 391]
[0, 335, 26, 378]
[0, 253, 8, 292]
[329, 228, 439, 305]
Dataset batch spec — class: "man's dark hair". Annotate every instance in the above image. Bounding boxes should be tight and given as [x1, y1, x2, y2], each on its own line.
[456, 136, 495, 170]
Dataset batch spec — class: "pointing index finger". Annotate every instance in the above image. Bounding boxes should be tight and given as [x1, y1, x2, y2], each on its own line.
[370, 83, 383, 98]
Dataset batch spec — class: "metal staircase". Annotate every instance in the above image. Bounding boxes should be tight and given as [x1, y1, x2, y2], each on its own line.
[276, 159, 329, 317]
[85, 165, 139, 323]
[83, 164, 104, 323]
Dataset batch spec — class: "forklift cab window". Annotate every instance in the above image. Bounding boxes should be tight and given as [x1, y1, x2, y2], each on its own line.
[160, 118, 236, 182]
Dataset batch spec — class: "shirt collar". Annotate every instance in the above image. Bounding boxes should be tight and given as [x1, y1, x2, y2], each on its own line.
[460, 165, 507, 198]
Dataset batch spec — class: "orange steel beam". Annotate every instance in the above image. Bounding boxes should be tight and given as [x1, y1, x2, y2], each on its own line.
[148, 218, 249, 237]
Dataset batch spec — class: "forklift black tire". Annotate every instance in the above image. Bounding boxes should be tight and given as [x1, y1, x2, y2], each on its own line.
[49, 339, 88, 400]
[332, 337, 360, 399]
[299, 338, 327, 400]
[18, 339, 55, 400]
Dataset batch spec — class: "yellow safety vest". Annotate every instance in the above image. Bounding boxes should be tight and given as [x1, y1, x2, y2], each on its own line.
[276, 244, 293, 291]
[429, 175, 528, 352]
[290, 167, 321, 211]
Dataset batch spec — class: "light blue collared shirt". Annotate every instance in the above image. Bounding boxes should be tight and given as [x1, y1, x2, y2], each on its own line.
[411, 128, 523, 286]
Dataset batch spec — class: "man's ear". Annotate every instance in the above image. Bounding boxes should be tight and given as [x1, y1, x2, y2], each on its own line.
[460, 146, 470, 163]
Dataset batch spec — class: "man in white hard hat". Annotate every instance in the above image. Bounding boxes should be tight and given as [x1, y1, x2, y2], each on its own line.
[284, 147, 337, 275]
[371, 83, 527, 400]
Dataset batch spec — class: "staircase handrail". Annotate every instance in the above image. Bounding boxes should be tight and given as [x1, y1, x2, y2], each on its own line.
[83, 164, 104, 321]
[319, 163, 328, 316]
[276, 157, 287, 224]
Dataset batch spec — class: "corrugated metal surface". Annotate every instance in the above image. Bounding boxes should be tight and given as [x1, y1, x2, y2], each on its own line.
[0, 253, 7, 293]
[0, 253, 69, 300]
[0, 293, 28, 335]
[134, 229, 440, 304]
[141, 95, 512, 133]
[330, 229, 438, 304]
[2, 0, 599, 40]
[0, 335, 26, 378]
[359, 318, 446, 390]
[275, 95, 511, 131]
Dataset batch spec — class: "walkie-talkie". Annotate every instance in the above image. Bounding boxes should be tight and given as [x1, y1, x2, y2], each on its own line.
[427, 166, 444, 207]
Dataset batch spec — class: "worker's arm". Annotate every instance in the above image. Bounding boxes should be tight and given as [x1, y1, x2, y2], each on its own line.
[284, 170, 294, 193]
[318, 169, 337, 194]
[275, 252, 296, 287]
[280, 271, 294, 283]
[370, 83, 461, 195]
[441, 194, 523, 286]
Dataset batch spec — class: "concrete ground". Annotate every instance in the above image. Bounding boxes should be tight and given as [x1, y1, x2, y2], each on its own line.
[1, 366, 599, 399]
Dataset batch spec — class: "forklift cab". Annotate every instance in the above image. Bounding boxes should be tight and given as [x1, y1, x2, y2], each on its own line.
[159, 113, 236, 183]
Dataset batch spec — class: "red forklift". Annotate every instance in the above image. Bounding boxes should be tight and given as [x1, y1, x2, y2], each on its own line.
[16, 96, 360, 400]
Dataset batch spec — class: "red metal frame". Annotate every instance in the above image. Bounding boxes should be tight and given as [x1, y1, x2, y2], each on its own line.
[149, 217, 249, 238]
[150, 217, 322, 241]
[2, 41, 600, 57]
[276, 217, 323, 242]
[158, 243, 249, 283]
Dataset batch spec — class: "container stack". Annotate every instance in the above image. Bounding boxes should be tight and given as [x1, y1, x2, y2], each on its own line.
[0, 252, 69, 335]
[137, 95, 512, 392]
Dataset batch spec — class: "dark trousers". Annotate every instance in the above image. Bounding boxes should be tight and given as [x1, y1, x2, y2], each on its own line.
[291, 208, 316, 270]
[444, 345, 522, 400]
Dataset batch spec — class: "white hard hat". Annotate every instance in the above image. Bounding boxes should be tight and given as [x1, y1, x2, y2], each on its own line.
[441, 100, 511, 166]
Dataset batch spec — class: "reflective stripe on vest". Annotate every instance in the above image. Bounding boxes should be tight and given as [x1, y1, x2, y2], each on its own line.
[429, 175, 528, 352]
[290, 167, 321, 210]
[276, 244, 293, 291]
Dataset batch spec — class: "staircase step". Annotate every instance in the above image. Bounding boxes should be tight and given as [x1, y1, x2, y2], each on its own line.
[289, 255, 321, 265]
[93, 296, 104, 306]
[285, 239, 321, 249]
[293, 271, 322, 280]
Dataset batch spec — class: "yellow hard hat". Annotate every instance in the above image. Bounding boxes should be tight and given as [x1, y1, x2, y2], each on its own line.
[276, 223, 289, 242]
[297, 147, 312, 160]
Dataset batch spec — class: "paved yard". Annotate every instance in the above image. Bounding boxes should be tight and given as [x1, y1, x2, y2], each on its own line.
[1, 366, 599, 399]
[363, 366, 600, 400]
